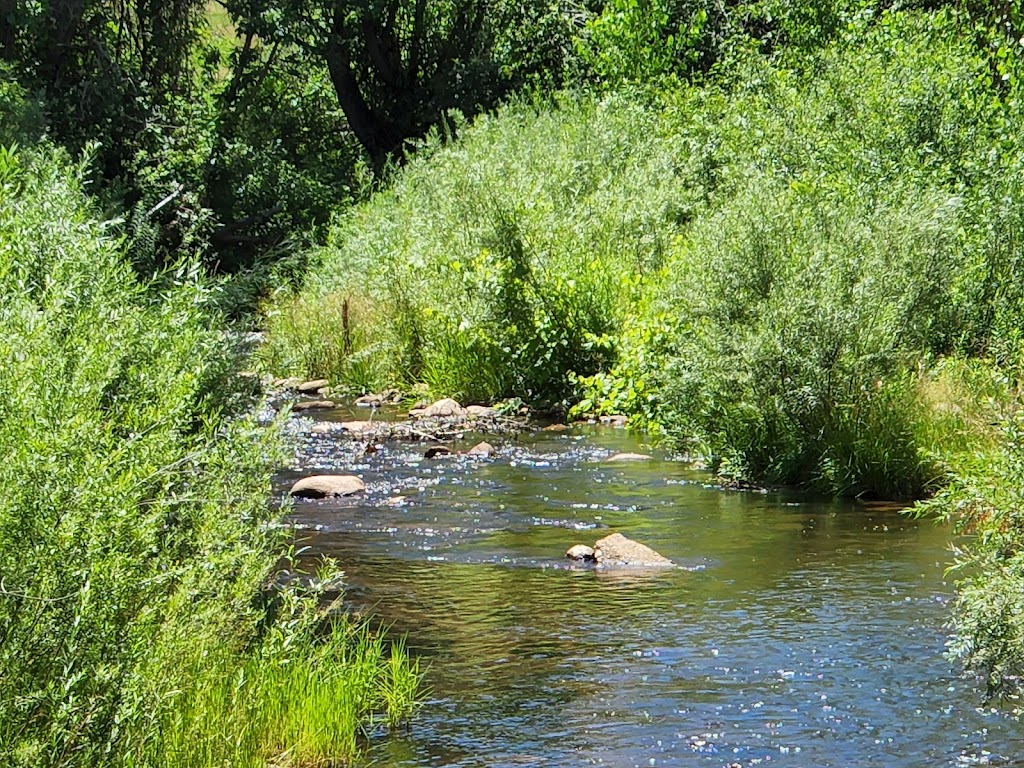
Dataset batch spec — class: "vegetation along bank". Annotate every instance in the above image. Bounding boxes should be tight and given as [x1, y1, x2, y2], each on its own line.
[259, 6, 1024, 701]
[0, 96, 418, 767]
[6, 0, 1024, 764]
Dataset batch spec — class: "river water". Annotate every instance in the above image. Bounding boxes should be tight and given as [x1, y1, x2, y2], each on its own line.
[276, 410, 1023, 767]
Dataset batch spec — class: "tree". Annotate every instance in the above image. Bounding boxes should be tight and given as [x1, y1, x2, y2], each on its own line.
[226, 0, 576, 167]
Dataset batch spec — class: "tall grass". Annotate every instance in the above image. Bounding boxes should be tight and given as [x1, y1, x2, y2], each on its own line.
[259, 291, 395, 393]
[0, 144, 419, 766]
[139, 604, 421, 767]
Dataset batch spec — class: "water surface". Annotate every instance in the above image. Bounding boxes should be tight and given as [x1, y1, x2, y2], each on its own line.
[277, 414, 1023, 767]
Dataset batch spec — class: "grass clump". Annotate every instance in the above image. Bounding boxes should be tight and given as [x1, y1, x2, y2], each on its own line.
[140, 588, 422, 767]
[0, 144, 419, 766]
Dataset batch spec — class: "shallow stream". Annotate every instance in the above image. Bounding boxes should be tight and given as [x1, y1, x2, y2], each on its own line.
[276, 408, 1023, 767]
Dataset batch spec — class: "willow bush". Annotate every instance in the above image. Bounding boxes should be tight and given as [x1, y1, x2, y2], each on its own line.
[261, 92, 706, 404]
[0, 145, 419, 767]
[659, 178, 965, 497]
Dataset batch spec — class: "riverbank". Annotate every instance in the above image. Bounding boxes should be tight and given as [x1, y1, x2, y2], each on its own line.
[0, 146, 419, 766]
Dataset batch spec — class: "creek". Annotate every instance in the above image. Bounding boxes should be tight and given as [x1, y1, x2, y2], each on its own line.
[276, 406, 1023, 767]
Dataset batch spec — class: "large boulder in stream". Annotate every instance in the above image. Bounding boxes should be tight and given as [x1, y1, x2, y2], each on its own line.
[566, 544, 596, 561]
[290, 475, 366, 498]
[593, 533, 674, 568]
[419, 398, 467, 418]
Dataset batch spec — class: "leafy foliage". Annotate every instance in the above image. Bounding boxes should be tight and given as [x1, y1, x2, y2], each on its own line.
[662, 179, 963, 496]
[0, 145, 419, 766]
[918, 404, 1024, 699]
[263, 92, 700, 403]
[224, 0, 579, 166]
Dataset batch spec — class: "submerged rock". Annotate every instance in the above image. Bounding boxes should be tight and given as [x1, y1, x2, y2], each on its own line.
[309, 423, 341, 435]
[297, 378, 329, 393]
[339, 420, 373, 433]
[466, 441, 496, 457]
[607, 452, 652, 462]
[593, 533, 674, 568]
[599, 414, 628, 426]
[543, 423, 570, 432]
[290, 475, 365, 498]
[292, 400, 336, 411]
[566, 544, 596, 561]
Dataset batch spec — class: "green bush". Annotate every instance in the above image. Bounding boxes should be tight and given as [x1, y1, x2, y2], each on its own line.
[658, 176, 967, 496]
[0, 146, 418, 766]
[266, 92, 705, 404]
[919, 404, 1024, 699]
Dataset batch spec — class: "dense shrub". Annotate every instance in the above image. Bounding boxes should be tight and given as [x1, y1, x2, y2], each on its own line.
[0, 146, 418, 767]
[918, 404, 1024, 699]
[261, 93, 707, 404]
[660, 178, 964, 496]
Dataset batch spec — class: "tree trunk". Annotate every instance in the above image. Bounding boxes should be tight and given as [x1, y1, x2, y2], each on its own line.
[323, 21, 403, 168]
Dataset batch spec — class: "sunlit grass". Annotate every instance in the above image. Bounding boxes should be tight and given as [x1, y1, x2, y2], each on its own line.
[0, 144, 420, 766]
[151, 620, 422, 768]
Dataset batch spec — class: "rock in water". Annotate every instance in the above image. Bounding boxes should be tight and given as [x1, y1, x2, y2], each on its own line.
[466, 441, 496, 457]
[424, 446, 453, 459]
[292, 400, 336, 411]
[566, 544, 595, 561]
[422, 398, 467, 418]
[466, 405, 497, 418]
[599, 414, 628, 426]
[297, 378, 329, 393]
[290, 475, 365, 498]
[339, 421, 373, 433]
[607, 452, 652, 462]
[593, 533, 674, 567]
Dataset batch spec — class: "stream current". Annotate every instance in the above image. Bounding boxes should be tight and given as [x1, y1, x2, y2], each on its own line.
[275, 407, 1024, 767]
